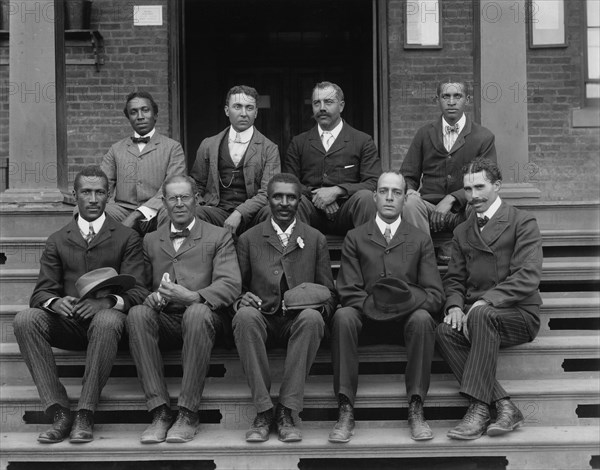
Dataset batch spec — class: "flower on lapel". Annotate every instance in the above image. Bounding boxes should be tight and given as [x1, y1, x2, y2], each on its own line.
[297, 236, 305, 249]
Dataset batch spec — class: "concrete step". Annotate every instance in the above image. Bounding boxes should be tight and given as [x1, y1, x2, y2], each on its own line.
[1, 376, 597, 431]
[2, 335, 599, 383]
[0, 237, 46, 269]
[0, 206, 73, 238]
[3, 256, 598, 304]
[1, 425, 598, 470]
[2, 292, 597, 344]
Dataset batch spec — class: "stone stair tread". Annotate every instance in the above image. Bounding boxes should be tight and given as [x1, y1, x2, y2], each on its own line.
[1, 425, 598, 461]
[1, 376, 598, 406]
[1, 335, 598, 363]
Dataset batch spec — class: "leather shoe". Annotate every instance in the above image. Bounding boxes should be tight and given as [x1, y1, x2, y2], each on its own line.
[166, 406, 199, 443]
[69, 409, 94, 443]
[447, 400, 491, 440]
[276, 403, 302, 442]
[487, 398, 524, 436]
[408, 396, 433, 441]
[38, 405, 72, 444]
[329, 394, 355, 443]
[141, 404, 174, 444]
[246, 408, 274, 442]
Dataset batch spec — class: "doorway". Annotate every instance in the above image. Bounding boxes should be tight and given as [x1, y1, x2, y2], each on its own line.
[182, 0, 375, 168]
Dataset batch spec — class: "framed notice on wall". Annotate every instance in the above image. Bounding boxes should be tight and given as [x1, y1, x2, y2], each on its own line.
[405, 0, 442, 49]
[528, 0, 567, 48]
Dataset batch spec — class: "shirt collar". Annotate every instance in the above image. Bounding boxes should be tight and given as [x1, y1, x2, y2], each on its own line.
[228, 126, 254, 143]
[480, 196, 502, 220]
[78, 213, 106, 235]
[271, 217, 296, 237]
[134, 127, 156, 139]
[442, 113, 466, 134]
[375, 214, 401, 237]
[318, 119, 344, 141]
[170, 218, 196, 233]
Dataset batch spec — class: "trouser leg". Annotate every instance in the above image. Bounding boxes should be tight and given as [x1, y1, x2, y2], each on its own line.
[330, 306, 363, 405]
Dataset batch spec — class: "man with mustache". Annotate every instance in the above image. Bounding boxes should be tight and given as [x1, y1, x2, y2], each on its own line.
[282, 81, 381, 234]
[101, 91, 187, 234]
[435, 158, 543, 440]
[400, 81, 496, 245]
[190, 85, 280, 236]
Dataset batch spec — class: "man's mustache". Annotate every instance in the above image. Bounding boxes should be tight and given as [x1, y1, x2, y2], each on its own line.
[468, 197, 488, 205]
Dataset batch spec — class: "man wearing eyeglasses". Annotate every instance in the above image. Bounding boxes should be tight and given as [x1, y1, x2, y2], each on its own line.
[400, 81, 496, 245]
[126, 175, 241, 444]
[329, 171, 443, 444]
[190, 85, 280, 236]
[282, 81, 381, 234]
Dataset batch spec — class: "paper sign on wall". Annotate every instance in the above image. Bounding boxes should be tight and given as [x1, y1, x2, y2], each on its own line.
[133, 6, 163, 26]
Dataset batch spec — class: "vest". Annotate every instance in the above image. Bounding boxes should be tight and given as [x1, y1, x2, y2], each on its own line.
[218, 134, 247, 212]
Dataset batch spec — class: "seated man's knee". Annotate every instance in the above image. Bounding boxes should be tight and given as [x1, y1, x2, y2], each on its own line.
[405, 309, 435, 329]
[13, 308, 42, 336]
[298, 308, 325, 327]
[89, 309, 126, 335]
[232, 306, 262, 330]
[331, 306, 361, 330]
[466, 304, 496, 328]
[435, 321, 453, 340]
[182, 303, 214, 331]
[403, 192, 426, 212]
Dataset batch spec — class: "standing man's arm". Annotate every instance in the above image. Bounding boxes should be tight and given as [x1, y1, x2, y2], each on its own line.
[100, 146, 118, 201]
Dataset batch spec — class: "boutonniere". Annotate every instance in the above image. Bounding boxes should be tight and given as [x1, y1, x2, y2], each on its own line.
[296, 236, 305, 249]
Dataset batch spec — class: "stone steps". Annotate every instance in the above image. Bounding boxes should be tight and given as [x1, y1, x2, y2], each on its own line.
[2, 256, 598, 304]
[2, 335, 599, 383]
[1, 425, 598, 470]
[1, 376, 598, 432]
[1, 291, 598, 345]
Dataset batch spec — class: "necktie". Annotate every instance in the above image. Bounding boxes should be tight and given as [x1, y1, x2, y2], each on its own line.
[477, 216, 489, 228]
[234, 132, 242, 143]
[321, 131, 334, 151]
[131, 136, 150, 144]
[383, 225, 392, 245]
[86, 224, 96, 245]
[170, 228, 190, 239]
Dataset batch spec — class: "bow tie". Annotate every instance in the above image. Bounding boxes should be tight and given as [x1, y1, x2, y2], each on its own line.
[131, 136, 150, 144]
[170, 228, 190, 239]
[445, 124, 459, 134]
[477, 216, 489, 228]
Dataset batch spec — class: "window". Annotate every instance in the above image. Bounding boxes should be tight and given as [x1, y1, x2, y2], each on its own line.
[585, 0, 600, 106]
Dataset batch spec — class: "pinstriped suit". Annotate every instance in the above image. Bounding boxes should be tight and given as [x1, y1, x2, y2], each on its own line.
[126, 218, 241, 412]
[13, 215, 148, 413]
[101, 132, 187, 223]
[435, 202, 543, 404]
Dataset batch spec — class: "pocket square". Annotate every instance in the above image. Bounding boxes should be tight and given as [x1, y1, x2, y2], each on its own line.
[344, 164, 355, 169]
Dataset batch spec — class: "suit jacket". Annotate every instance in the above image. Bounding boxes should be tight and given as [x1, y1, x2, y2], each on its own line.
[236, 220, 337, 319]
[443, 201, 543, 338]
[101, 132, 187, 211]
[284, 121, 381, 199]
[30, 215, 148, 311]
[401, 114, 496, 207]
[190, 127, 280, 224]
[337, 219, 444, 320]
[143, 217, 241, 310]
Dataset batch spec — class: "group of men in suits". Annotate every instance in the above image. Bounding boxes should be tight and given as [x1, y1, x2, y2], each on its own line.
[15, 78, 543, 447]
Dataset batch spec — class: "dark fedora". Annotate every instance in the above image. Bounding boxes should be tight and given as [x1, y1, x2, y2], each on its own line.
[363, 277, 427, 322]
[75, 267, 136, 300]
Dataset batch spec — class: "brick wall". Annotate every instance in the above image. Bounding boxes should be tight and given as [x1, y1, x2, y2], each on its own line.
[65, 0, 171, 185]
[387, 0, 475, 170]
[526, 1, 600, 201]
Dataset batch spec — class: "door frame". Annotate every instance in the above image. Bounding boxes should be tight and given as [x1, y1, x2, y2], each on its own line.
[168, 0, 390, 169]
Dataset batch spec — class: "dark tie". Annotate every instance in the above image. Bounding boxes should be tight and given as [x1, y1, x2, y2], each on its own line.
[131, 136, 150, 144]
[169, 228, 190, 239]
[445, 124, 459, 134]
[477, 216, 489, 228]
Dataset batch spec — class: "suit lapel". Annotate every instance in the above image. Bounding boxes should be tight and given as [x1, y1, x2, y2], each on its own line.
[125, 138, 139, 158]
[244, 129, 260, 167]
[88, 216, 114, 248]
[262, 220, 284, 254]
[210, 129, 228, 195]
[175, 218, 203, 258]
[159, 224, 178, 259]
[387, 220, 408, 250]
[326, 122, 349, 156]
[480, 201, 510, 246]
[429, 120, 447, 155]
[367, 219, 388, 249]
[66, 217, 88, 249]
[308, 126, 326, 155]
[138, 133, 160, 158]
[466, 213, 494, 253]
[450, 114, 472, 153]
